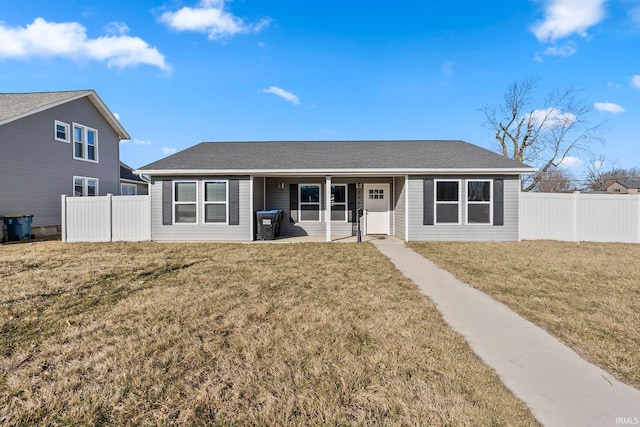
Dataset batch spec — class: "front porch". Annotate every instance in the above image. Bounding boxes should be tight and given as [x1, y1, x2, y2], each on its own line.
[251, 176, 405, 242]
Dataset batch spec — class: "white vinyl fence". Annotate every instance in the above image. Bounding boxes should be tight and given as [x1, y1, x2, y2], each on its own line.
[61, 194, 151, 242]
[520, 192, 640, 243]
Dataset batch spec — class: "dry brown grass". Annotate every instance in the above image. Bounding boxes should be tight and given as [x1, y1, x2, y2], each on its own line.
[409, 241, 640, 389]
[1, 241, 537, 425]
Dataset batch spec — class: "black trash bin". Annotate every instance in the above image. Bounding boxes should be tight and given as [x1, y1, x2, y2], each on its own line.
[256, 210, 280, 240]
[2, 214, 34, 242]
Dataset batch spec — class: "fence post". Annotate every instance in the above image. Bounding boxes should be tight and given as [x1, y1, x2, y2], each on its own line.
[61, 194, 67, 242]
[573, 191, 580, 242]
[107, 193, 113, 242]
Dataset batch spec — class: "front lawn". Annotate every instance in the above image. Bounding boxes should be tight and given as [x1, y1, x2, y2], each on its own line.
[0, 242, 536, 425]
[409, 241, 640, 389]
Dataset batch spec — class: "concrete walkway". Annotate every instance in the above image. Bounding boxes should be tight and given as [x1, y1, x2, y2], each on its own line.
[372, 239, 640, 427]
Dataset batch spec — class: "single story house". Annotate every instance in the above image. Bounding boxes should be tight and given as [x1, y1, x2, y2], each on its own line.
[136, 140, 535, 242]
[120, 161, 149, 195]
[605, 180, 640, 194]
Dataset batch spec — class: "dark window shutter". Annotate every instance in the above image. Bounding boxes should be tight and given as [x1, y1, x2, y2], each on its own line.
[162, 180, 172, 225]
[229, 179, 240, 225]
[423, 178, 434, 225]
[289, 184, 298, 223]
[348, 183, 356, 222]
[494, 179, 504, 226]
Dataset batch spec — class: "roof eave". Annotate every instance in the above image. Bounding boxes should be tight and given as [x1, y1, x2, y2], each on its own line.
[135, 167, 538, 177]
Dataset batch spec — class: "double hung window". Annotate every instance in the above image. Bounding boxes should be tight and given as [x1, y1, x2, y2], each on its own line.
[174, 181, 197, 224]
[435, 180, 460, 224]
[330, 185, 347, 221]
[299, 184, 321, 221]
[467, 181, 492, 224]
[204, 181, 228, 223]
[73, 123, 98, 162]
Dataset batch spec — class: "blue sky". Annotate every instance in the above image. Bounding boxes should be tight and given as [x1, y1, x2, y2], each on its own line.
[1, 0, 639, 183]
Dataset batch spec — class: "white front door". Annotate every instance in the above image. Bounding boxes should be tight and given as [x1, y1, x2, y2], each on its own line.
[364, 184, 390, 235]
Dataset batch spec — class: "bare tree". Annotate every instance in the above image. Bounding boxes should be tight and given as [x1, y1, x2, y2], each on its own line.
[585, 157, 640, 191]
[483, 77, 603, 191]
[532, 167, 574, 192]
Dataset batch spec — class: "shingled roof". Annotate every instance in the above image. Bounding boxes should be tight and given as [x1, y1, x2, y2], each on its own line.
[138, 140, 534, 175]
[0, 90, 130, 139]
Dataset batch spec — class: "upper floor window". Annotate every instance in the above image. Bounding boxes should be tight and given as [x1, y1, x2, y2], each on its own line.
[54, 120, 70, 143]
[74, 176, 98, 197]
[73, 123, 98, 162]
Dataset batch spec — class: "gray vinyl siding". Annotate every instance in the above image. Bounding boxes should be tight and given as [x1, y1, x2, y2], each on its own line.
[150, 176, 251, 241]
[393, 176, 406, 239]
[406, 175, 520, 241]
[0, 97, 120, 228]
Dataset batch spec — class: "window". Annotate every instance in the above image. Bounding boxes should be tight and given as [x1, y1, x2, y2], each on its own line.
[467, 180, 492, 224]
[73, 176, 98, 197]
[435, 180, 460, 224]
[73, 123, 98, 162]
[368, 188, 384, 200]
[54, 120, 69, 143]
[331, 184, 347, 221]
[204, 181, 227, 223]
[299, 184, 321, 221]
[121, 183, 137, 195]
[174, 181, 197, 224]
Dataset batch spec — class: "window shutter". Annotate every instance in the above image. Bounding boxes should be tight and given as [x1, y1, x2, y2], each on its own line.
[348, 183, 356, 222]
[493, 179, 504, 226]
[229, 179, 240, 225]
[423, 178, 434, 225]
[162, 180, 172, 225]
[289, 183, 298, 223]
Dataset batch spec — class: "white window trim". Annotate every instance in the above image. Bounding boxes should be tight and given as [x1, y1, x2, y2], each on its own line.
[203, 180, 229, 225]
[72, 122, 99, 163]
[330, 184, 348, 223]
[434, 179, 461, 225]
[466, 179, 493, 225]
[299, 183, 322, 222]
[121, 183, 137, 195]
[173, 180, 198, 225]
[73, 176, 99, 197]
[54, 120, 70, 143]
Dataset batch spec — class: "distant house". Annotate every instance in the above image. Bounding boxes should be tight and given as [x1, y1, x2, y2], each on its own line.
[136, 140, 535, 242]
[605, 180, 640, 194]
[120, 161, 148, 196]
[0, 90, 130, 236]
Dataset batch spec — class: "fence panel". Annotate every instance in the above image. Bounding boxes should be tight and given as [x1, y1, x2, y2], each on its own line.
[62, 194, 151, 242]
[520, 192, 640, 243]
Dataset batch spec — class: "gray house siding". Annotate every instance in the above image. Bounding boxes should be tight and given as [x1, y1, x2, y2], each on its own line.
[406, 175, 520, 241]
[150, 176, 251, 241]
[393, 176, 406, 240]
[0, 97, 120, 228]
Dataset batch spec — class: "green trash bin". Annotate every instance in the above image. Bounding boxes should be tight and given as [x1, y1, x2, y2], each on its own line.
[2, 214, 34, 241]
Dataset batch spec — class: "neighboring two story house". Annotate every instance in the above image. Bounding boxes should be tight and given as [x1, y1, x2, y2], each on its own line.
[0, 90, 130, 236]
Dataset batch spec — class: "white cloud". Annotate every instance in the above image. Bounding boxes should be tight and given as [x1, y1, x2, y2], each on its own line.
[632, 75, 640, 89]
[113, 112, 121, 120]
[159, 0, 271, 40]
[607, 81, 621, 88]
[261, 86, 300, 105]
[527, 108, 577, 129]
[0, 18, 169, 70]
[542, 42, 577, 57]
[441, 61, 454, 77]
[594, 102, 625, 113]
[559, 156, 583, 168]
[133, 138, 152, 145]
[162, 147, 177, 155]
[531, 0, 606, 42]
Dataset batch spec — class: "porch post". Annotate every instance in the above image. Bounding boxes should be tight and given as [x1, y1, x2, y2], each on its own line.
[325, 176, 332, 242]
